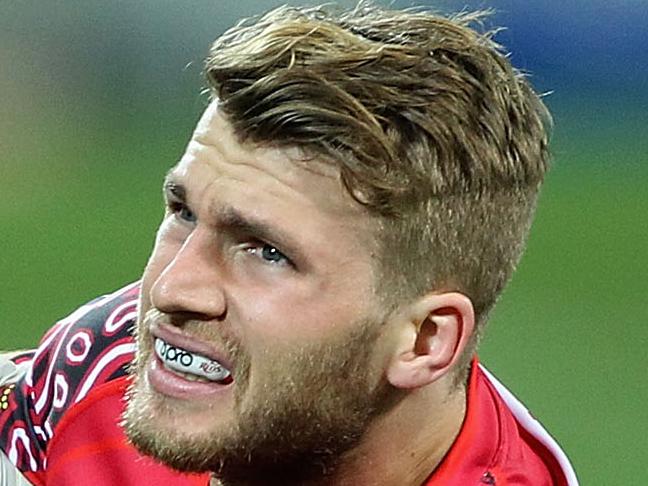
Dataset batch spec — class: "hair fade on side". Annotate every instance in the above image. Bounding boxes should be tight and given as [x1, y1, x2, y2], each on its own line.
[204, 2, 552, 380]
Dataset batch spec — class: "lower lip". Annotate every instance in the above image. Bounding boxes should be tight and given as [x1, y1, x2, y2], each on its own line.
[147, 354, 233, 400]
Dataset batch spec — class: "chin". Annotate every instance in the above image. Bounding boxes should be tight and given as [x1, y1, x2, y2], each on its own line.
[133, 378, 230, 434]
[122, 384, 225, 473]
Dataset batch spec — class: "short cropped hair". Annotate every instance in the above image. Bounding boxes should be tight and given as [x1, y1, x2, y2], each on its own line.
[204, 2, 551, 377]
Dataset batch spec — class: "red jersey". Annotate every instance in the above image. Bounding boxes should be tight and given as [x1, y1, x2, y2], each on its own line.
[0, 284, 577, 485]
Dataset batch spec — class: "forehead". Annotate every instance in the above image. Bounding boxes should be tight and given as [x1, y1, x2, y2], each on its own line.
[169, 101, 378, 246]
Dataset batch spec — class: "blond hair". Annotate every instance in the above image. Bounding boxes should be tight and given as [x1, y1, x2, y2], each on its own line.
[205, 3, 551, 375]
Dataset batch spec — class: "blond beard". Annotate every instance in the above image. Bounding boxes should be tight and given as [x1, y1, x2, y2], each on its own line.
[122, 310, 397, 485]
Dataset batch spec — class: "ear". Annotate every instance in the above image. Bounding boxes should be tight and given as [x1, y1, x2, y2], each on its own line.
[385, 292, 475, 390]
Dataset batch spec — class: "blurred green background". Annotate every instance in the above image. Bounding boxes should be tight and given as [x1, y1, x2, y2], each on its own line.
[1, 1, 646, 484]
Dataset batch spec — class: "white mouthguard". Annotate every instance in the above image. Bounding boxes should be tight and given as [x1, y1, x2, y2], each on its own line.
[155, 338, 231, 382]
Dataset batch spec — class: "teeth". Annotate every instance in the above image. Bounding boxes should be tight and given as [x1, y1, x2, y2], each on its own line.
[155, 338, 231, 383]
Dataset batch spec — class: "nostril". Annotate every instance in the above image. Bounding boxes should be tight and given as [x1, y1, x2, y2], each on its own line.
[150, 274, 228, 321]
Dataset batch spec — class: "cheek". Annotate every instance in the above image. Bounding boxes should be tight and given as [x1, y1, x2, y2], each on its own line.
[235, 287, 365, 351]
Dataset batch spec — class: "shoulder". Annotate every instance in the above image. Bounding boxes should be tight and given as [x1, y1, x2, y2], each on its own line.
[425, 361, 578, 486]
[477, 365, 579, 486]
[0, 282, 141, 481]
[26, 282, 140, 413]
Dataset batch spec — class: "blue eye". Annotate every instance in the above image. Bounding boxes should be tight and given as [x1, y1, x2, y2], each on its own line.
[261, 244, 288, 264]
[178, 206, 197, 223]
[169, 202, 197, 223]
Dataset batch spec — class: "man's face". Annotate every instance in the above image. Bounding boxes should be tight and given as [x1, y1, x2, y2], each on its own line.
[123, 102, 398, 479]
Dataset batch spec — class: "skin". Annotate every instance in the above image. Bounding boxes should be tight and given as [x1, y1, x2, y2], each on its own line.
[124, 101, 476, 486]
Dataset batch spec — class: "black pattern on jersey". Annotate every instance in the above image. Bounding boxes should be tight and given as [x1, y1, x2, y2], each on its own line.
[0, 282, 140, 475]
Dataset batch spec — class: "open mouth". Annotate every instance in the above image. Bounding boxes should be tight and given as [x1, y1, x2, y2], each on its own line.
[154, 337, 233, 385]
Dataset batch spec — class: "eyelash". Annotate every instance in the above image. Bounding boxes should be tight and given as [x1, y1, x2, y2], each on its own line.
[166, 200, 293, 268]
[167, 201, 196, 223]
[246, 243, 292, 267]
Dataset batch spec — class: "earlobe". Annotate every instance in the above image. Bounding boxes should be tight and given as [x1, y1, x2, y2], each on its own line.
[386, 293, 475, 390]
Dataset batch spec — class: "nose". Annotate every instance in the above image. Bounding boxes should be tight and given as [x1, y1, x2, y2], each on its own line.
[149, 228, 226, 320]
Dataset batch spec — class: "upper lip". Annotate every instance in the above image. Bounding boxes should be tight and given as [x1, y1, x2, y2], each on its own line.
[150, 321, 233, 370]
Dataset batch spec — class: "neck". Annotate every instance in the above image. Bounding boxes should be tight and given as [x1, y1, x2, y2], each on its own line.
[212, 384, 467, 486]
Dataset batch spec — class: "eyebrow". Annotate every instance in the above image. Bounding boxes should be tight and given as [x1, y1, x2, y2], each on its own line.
[163, 175, 186, 202]
[218, 206, 305, 259]
[162, 176, 306, 264]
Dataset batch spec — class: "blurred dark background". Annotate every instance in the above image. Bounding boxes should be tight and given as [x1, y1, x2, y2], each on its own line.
[1, 1, 646, 484]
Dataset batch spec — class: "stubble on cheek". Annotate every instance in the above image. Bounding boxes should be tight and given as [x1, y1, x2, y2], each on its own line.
[206, 319, 399, 482]
[121, 308, 253, 463]
[122, 309, 398, 478]
[121, 313, 159, 444]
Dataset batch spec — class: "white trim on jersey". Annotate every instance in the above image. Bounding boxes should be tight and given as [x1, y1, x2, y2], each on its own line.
[74, 342, 137, 404]
[479, 365, 579, 486]
[33, 283, 139, 414]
